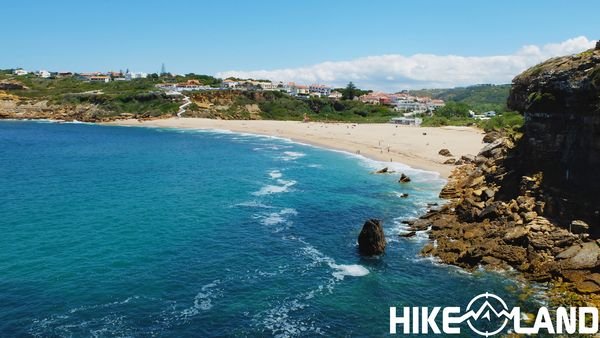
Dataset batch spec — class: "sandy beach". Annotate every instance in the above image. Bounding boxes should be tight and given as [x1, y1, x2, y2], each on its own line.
[108, 118, 486, 178]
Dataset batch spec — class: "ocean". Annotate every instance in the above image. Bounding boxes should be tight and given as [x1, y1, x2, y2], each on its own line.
[0, 121, 541, 337]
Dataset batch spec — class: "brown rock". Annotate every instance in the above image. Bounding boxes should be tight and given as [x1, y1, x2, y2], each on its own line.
[358, 219, 387, 256]
[483, 131, 502, 143]
[438, 148, 453, 157]
[521, 211, 538, 223]
[490, 245, 527, 265]
[570, 220, 590, 234]
[562, 242, 600, 270]
[461, 155, 475, 163]
[399, 231, 416, 238]
[503, 226, 529, 243]
[556, 244, 583, 260]
[422, 243, 434, 254]
[399, 173, 411, 183]
[575, 280, 600, 294]
[374, 167, 389, 174]
[443, 158, 456, 165]
[482, 188, 496, 200]
[469, 176, 485, 188]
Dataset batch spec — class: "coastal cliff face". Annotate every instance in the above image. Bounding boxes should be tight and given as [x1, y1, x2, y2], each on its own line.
[507, 45, 600, 229]
[416, 45, 600, 299]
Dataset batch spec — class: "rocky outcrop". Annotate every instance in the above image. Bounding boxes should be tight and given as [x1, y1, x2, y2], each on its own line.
[399, 174, 411, 183]
[0, 81, 28, 90]
[358, 219, 386, 255]
[414, 45, 600, 299]
[507, 46, 600, 229]
[0, 97, 176, 122]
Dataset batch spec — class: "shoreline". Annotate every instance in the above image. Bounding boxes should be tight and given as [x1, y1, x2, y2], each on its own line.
[104, 117, 486, 179]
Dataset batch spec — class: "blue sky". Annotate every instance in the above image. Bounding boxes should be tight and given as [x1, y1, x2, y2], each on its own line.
[2, 0, 598, 89]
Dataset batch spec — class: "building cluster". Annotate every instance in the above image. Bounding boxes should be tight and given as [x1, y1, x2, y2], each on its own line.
[221, 79, 342, 99]
[358, 92, 445, 114]
[156, 80, 213, 93]
[11, 68, 148, 82]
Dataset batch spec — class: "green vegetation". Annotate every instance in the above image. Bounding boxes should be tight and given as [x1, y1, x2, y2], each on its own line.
[411, 84, 524, 131]
[337, 82, 372, 100]
[215, 90, 397, 122]
[409, 84, 511, 113]
[0, 71, 219, 117]
[421, 111, 524, 132]
[433, 101, 471, 118]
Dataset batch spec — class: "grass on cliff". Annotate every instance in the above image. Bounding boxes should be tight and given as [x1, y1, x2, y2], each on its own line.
[421, 111, 524, 132]
[188, 90, 397, 123]
[0, 73, 185, 116]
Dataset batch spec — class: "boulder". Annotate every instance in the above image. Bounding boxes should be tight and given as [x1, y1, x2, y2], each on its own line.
[374, 167, 390, 174]
[438, 148, 453, 157]
[358, 219, 387, 255]
[570, 220, 590, 234]
[562, 242, 600, 270]
[556, 244, 582, 260]
[443, 158, 456, 165]
[478, 138, 505, 158]
[503, 226, 529, 243]
[483, 131, 502, 143]
[399, 173, 411, 183]
[521, 211, 538, 223]
[461, 155, 475, 163]
[482, 188, 496, 200]
[490, 244, 528, 265]
[399, 193, 409, 198]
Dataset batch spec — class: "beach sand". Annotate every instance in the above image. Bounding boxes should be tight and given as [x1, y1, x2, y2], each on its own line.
[108, 118, 485, 178]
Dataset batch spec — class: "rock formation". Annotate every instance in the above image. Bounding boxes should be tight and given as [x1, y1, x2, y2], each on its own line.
[399, 174, 411, 183]
[358, 219, 386, 255]
[414, 46, 600, 299]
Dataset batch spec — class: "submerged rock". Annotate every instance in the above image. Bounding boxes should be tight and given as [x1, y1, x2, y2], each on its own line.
[373, 167, 391, 174]
[358, 219, 386, 256]
[399, 231, 417, 238]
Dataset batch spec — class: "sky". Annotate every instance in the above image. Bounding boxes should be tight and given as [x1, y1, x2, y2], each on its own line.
[1, 0, 598, 91]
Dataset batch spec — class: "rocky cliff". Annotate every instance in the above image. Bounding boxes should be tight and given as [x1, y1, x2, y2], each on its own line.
[413, 44, 600, 300]
[507, 44, 600, 230]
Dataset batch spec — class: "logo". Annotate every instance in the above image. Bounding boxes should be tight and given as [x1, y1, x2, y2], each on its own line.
[390, 292, 599, 336]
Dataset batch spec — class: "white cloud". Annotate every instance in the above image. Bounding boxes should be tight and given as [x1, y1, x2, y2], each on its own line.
[216, 36, 595, 91]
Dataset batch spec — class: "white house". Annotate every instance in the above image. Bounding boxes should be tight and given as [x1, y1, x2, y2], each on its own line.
[37, 70, 51, 78]
[328, 91, 343, 100]
[125, 72, 148, 80]
[309, 84, 332, 96]
[257, 81, 276, 90]
[13, 69, 29, 76]
[222, 79, 239, 89]
[291, 85, 310, 97]
[88, 76, 111, 83]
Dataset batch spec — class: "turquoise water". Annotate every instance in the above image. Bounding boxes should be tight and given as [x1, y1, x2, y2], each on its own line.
[0, 121, 539, 337]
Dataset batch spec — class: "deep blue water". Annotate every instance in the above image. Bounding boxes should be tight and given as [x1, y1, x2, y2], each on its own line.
[0, 121, 541, 337]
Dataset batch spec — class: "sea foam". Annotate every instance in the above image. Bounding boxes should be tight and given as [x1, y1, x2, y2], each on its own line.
[252, 179, 296, 196]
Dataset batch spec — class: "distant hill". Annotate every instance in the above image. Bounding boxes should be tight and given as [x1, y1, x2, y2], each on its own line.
[409, 84, 511, 113]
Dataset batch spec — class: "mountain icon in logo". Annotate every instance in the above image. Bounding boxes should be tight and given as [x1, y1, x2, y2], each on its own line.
[464, 293, 512, 337]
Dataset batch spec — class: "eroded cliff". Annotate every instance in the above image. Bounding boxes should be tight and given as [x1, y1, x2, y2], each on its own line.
[414, 43, 600, 299]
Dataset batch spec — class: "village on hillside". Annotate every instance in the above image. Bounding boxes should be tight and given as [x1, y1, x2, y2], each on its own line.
[9, 67, 451, 125]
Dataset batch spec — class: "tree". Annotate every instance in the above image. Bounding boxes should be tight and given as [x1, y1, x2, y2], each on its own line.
[342, 82, 358, 100]
[434, 101, 471, 118]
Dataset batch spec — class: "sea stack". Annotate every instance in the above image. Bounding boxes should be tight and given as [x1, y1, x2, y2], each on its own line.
[358, 219, 386, 255]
